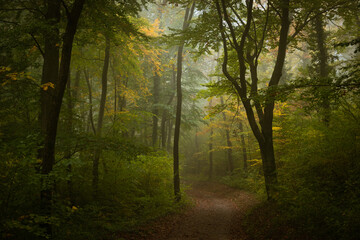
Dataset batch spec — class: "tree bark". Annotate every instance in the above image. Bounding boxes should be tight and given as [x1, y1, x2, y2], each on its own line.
[93, 36, 110, 199]
[173, 2, 195, 201]
[238, 121, 248, 174]
[40, 0, 85, 235]
[314, 13, 331, 125]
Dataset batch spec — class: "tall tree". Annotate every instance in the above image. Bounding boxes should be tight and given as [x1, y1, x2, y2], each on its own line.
[92, 36, 110, 198]
[214, 0, 290, 199]
[39, 0, 85, 235]
[173, 1, 195, 201]
[208, 98, 214, 180]
[313, 11, 331, 124]
[152, 72, 160, 148]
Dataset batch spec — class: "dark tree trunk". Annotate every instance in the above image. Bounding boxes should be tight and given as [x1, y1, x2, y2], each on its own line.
[173, 3, 195, 201]
[220, 97, 234, 173]
[40, 0, 60, 142]
[314, 13, 331, 124]
[40, 0, 85, 235]
[65, 69, 80, 204]
[152, 72, 160, 148]
[39, 3, 60, 235]
[238, 121, 248, 174]
[93, 36, 110, 199]
[84, 69, 96, 134]
[166, 64, 176, 152]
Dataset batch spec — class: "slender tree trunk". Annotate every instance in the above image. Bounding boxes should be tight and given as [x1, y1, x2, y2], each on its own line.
[314, 13, 331, 125]
[93, 36, 110, 199]
[161, 112, 167, 148]
[208, 99, 214, 180]
[166, 63, 176, 152]
[161, 91, 175, 149]
[167, 119, 173, 152]
[65, 69, 80, 204]
[173, 3, 195, 201]
[220, 97, 234, 172]
[239, 121, 248, 174]
[84, 69, 96, 134]
[153, 0, 168, 148]
[152, 72, 160, 148]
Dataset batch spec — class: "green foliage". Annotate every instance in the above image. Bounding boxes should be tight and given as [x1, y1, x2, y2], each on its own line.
[53, 152, 182, 240]
[221, 170, 265, 196]
[243, 100, 360, 240]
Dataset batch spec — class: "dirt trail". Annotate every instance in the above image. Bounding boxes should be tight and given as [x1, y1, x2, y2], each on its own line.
[121, 181, 259, 240]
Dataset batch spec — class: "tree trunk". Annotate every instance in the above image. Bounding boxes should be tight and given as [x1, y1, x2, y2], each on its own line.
[40, 0, 85, 235]
[40, 0, 60, 143]
[173, 3, 195, 201]
[314, 13, 331, 125]
[93, 36, 110, 199]
[238, 121, 248, 174]
[166, 63, 176, 152]
[84, 69, 96, 134]
[208, 99, 214, 180]
[152, 72, 160, 148]
[65, 69, 80, 205]
[220, 97, 233, 172]
[167, 119, 173, 152]
[160, 112, 167, 149]
[161, 90, 175, 149]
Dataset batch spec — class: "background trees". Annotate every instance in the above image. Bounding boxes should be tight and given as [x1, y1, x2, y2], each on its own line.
[0, 0, 359, 239]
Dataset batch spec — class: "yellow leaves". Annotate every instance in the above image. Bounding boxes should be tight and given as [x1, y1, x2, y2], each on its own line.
[249, 158, 262, 167]
[272, 126, 282, 131]
[41, 82, 55, 91]
[71, 206, 78, 212]
[1, 67, 17, 86]
[1, 66, 11, 72]
[1, 67, 39, 87]
[140, 18, 163, 38]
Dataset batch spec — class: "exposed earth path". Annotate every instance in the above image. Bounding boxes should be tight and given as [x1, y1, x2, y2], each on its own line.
[120, 181, 259, 240]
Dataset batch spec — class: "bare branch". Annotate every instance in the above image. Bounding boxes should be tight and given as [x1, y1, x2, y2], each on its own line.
[269, 0, 281, 18]
[256, 0, 270, 61]
[30, 33, 44, 57]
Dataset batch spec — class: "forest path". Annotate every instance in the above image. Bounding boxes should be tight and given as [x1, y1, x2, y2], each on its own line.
[122, 181, 259, 240]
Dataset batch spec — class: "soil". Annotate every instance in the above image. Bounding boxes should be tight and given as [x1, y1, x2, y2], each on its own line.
[119, 181, 259, 240]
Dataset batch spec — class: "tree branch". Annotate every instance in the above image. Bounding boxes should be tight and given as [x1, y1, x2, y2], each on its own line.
[30, 33, 44, 57]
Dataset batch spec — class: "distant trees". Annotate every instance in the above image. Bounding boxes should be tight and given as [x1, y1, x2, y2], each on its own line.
[176, 0, 357, 199]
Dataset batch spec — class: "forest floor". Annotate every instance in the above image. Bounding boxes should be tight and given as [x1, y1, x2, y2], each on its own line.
[119, 181, 259, 240]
